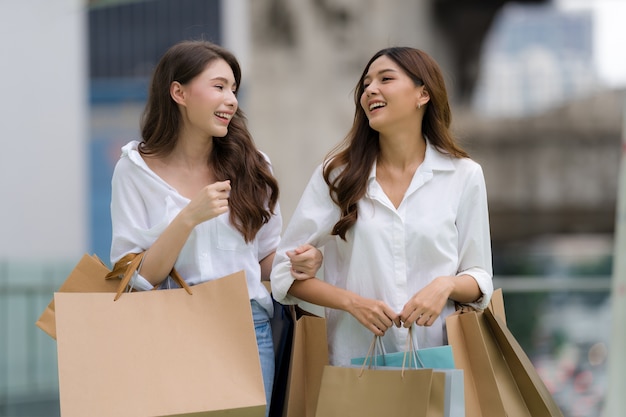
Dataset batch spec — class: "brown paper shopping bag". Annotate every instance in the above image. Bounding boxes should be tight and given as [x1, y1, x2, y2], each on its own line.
[446, 307, 563, 417]
[37, 252, 188, 340]
[54, 270, 266, 417]
[315, 364, 435, 417]
[282, 306, 329, 417]
[36, 254, 119, 339]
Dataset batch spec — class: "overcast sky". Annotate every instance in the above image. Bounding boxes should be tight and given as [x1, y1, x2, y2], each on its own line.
[557, 0, 626, 87]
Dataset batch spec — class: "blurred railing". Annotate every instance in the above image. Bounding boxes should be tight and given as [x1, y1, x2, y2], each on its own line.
[0, 260, 74, 417]
[0, 261, 613, 417]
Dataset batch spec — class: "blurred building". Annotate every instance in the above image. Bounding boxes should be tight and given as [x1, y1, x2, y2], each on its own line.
[473, 3, 599, 118]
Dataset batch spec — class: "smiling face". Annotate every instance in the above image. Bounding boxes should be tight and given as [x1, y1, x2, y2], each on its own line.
[172, 58, 238, 139]
[360, 55, 427, 134]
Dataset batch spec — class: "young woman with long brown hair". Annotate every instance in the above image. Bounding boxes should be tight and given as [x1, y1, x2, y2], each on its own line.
[109, 40, 321, 415]
[271, 47, 493, 366]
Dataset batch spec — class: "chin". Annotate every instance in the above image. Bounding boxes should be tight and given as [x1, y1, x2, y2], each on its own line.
[368, 119, 383, 132]
[212, 128, 229, 138]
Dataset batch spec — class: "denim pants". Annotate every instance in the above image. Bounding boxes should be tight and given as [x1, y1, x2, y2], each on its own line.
[251, 300, 274, 417]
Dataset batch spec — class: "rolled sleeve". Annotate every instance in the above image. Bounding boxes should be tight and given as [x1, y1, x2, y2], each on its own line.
[458, 267, 493, 310]
[456, 163, 493, 310]
[129, 272, 155, 292]
[270, 165, 339, 304]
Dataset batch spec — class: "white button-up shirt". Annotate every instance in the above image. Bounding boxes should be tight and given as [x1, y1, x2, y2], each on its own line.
[110, 141, 281, 316]
[271, 142, 493, 366]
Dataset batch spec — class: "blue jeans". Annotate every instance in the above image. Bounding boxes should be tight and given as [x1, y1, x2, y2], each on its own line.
[252, 301, 274, 417]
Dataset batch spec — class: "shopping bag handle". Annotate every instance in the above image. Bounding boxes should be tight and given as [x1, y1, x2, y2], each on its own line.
[360, 327, 427, 376]
[401, 326, 426, 370]
[105, 252, 192, 300]
[360, 335, 420, 377]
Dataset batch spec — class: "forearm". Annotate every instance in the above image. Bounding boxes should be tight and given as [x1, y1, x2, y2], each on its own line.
[288, 278, 353, 312]
[448, 274, 482, 304]
[139, 213, 195, 285]
[260, 252, 275, 281]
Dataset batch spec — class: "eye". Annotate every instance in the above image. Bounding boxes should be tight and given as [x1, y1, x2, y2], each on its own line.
[381, 76, 393, 82]
[215, 84, 224, 90]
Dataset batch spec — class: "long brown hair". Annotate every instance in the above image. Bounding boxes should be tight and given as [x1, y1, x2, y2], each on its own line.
[139, 40, 279, 242]
[323, 47, 468, 240]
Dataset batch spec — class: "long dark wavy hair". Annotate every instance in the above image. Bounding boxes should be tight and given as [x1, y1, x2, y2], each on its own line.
[139, 40, 279, 242]
[323, 47, 469, 240]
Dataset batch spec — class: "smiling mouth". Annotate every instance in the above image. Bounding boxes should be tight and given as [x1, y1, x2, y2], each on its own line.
[369, 102, 386, 111]
[215, 112, 232, 120]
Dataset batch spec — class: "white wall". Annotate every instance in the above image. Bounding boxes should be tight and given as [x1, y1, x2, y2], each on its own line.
[0, 0, 87, 260]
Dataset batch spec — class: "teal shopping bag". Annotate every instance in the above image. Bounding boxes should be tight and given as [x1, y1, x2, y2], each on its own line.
[350, 335, 455, 369]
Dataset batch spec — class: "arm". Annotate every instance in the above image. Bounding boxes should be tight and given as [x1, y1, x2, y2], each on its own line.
[289, 276, 400, 337]
[138, 180, 231, 285]
[260, 252, 275, 281]
[271, 166, 399, 336]
[271, 165, 338, 303]
[111, 154, 232, 288]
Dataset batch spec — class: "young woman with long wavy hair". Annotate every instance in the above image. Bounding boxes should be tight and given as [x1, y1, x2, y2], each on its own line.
[109, 40, 321, 415]
[271, 47, 493, 366]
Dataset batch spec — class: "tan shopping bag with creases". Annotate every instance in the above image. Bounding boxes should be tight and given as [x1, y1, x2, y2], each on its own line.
[54, 269, 265, 417]
[446, 301, 563, 417]
[282, 306, 329, 417]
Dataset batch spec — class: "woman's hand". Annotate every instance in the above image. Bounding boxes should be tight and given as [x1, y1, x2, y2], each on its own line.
[399, 276, 455, 327]
[287, 244, 323, 279]
[182, 180, 231, 226]
[347, 294, 401, 337]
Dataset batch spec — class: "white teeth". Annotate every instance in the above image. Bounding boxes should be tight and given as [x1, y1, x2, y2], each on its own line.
[369, 102, 386, 111]
[215, 112, 232, 120]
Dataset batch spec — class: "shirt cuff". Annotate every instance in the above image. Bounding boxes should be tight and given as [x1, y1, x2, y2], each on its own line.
[129, 272, 155, 291]
[457, 267, 493, 311]
[270, 264, 302, 305]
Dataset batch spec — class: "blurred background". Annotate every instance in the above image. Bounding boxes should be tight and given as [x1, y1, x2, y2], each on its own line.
[1, 0, 624, 416]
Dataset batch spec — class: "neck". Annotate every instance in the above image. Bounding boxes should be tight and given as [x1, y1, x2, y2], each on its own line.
[169, 134, 214, 170]
[378, 131, 426, 170]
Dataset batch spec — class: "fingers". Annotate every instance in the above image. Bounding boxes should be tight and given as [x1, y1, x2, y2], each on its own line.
[353, 299, 400, 336]
[290, 267, 314, 281]
[401, 304, 439, 327]
[206, 180, 231, 213]
[287, 245, 323, 278]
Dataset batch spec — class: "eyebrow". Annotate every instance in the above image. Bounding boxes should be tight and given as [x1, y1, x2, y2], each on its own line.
[363, 68, 398, 82]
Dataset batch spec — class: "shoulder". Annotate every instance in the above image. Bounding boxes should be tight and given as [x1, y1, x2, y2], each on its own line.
[453, 156, 483, 174]
[112, 141, 145, 179]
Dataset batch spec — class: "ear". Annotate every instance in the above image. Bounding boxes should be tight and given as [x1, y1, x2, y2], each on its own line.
[170, 81, 186, 105]
[416, 86, 430, 108]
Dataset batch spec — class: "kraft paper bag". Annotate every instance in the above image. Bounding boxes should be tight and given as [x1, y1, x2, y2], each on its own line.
[36, 253, 119, 340]
[446, 307, 563, 417]
[315, 365, 434, 417]
[488, 288, 506, 323]
[54, 270, 266, 417]
[351, 335, 464, 417]
[282, 306, 329, 417]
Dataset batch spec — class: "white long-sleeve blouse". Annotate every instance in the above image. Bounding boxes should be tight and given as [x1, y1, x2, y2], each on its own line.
[271, 142, 493, 366]
[110, 141, 281, 316]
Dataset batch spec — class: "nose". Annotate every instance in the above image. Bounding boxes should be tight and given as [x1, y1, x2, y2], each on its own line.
[364, 83, 377, 97]
[225, 90, 238, 107]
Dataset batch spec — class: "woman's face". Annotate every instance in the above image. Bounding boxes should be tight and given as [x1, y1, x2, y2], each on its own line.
[175, 58, 238, 138]
[360, 55, 424, 133]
